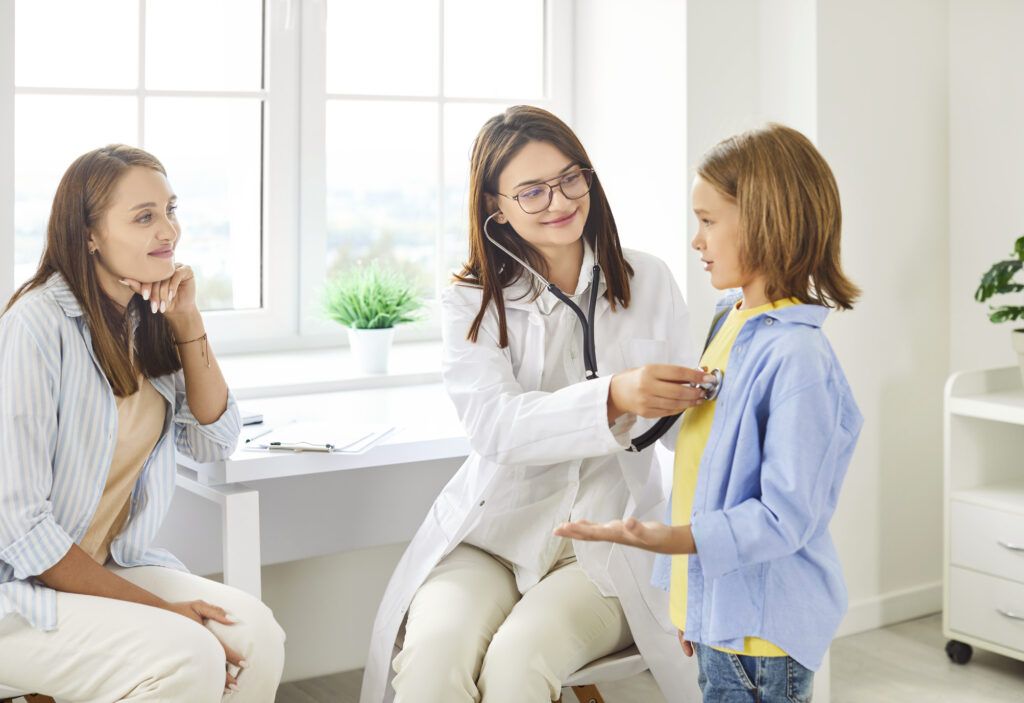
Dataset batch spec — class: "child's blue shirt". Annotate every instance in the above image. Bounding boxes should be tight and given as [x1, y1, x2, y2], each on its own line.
[652, 292, 862, 671]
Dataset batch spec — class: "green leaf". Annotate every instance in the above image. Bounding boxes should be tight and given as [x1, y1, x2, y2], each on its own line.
[320, 262, 426, 329]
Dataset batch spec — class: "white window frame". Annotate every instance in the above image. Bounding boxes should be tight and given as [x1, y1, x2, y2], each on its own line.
[0, 0, 572, 355]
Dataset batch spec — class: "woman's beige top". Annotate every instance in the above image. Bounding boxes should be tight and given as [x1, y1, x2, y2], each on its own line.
[79, 375, 166, 564]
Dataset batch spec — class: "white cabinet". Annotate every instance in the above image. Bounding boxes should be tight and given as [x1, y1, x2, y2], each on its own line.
[944, 366, 1024, 664]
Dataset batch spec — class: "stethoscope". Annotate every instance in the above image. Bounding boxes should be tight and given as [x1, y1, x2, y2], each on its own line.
[483, 212, 723, 452]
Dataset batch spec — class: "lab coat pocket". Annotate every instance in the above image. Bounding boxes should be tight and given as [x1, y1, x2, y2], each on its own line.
[622, 338, 669, 367]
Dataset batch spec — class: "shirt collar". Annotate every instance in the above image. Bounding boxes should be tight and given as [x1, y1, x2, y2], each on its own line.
[715, 290, 829, 328]
[43, 271, 141, 330]
[507, 239, 605, 314]
[44, 272, 85, 318]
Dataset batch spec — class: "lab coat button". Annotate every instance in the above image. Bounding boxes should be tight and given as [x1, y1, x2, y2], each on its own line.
[479, 500, 485, 507]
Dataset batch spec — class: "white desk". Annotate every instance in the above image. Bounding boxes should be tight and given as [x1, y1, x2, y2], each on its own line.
[166, 383, 469, 598]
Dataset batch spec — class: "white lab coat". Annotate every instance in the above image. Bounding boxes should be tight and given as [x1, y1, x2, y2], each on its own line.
[361, 249, 701, 703]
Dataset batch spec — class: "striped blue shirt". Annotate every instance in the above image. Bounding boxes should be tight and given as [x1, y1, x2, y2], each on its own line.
[0, 273, 240, 630]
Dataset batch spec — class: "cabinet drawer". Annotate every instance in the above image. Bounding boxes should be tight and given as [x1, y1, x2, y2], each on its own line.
[951, 501, 1024, 582]
[949, 567, 1024, 652]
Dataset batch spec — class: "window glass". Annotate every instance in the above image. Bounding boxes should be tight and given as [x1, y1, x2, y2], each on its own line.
[14, 95, 137, 286]
[444, 0, 544, 99]
[326, 0, 439, 96]
[15, 0, 138, 89]
[146, 0, 263, 91]
[145, 97, 263, 310]
[325, 101, 438, 296]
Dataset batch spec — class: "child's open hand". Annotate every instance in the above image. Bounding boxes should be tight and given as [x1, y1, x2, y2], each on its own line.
[553, 517, 695, 554]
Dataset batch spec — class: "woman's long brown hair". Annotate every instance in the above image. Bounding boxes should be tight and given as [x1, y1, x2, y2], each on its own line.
[453, 106, 634, 347]
[4, 144, 181, 396]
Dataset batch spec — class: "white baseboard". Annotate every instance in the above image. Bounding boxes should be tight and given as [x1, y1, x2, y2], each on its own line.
[836, 580, 942, 638]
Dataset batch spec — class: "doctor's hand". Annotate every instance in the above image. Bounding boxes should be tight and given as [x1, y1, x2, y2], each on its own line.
[553, 517, 696, 555]
[607, 364, 714, 421]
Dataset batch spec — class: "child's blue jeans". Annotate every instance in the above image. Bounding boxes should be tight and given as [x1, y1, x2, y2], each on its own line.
[694, 643, 814, 702]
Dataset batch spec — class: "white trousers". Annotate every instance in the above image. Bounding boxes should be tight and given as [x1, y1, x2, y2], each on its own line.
[0, 566, 285, 703]
[391, 544, 632, 703]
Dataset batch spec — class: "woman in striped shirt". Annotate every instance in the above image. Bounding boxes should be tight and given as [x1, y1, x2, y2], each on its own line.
[0, 145, 284, 701]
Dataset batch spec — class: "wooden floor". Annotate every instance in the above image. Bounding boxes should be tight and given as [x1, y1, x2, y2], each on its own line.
[276, 613, 1024, 702]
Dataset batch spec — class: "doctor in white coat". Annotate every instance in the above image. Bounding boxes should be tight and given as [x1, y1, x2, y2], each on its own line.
[362, 106, 708, 703]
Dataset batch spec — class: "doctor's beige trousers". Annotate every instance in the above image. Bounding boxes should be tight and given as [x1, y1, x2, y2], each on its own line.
[391, 543, 632, 703]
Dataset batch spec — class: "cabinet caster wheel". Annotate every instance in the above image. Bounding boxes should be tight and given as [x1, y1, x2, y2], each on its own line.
[946, 639, 973, 664]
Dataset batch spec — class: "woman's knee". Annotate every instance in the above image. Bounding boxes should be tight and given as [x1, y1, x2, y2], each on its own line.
[478, 624, 559, 696]
[210, 594, 286, 685]
[152, 623, 226, 700]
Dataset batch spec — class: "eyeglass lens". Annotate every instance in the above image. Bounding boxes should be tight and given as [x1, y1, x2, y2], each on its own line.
[516, 170, 593, 214]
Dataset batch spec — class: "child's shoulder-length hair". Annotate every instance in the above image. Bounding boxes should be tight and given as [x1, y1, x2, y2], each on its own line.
[453, 105, 634, 347]
[697, 123, 860, 310]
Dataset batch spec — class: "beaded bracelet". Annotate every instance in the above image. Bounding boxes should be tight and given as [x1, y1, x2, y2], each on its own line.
[173, 332, 210, 368]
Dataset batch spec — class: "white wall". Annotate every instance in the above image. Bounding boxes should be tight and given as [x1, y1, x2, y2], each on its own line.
[948, 0, 1024, 372]
[814, 0, 949, 633]
[572, 0, 688, 286]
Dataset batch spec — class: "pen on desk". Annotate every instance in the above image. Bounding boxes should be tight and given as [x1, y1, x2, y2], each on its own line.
[245, 427, 273, 444]
[268, 441, 334, 453]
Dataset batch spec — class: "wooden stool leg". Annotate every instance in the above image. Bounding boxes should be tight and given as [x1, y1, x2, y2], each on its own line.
[571, 684, 608, 703]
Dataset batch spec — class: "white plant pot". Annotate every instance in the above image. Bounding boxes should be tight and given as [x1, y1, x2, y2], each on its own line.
[1013, 329, 1024, 388]
[348, 327, 395, 375]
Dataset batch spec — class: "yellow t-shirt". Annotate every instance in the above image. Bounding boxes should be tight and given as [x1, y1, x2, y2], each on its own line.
[670, 298, 797, 657]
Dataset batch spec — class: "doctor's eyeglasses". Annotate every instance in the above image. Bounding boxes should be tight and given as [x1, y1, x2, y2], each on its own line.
[499, 169, 596, 214]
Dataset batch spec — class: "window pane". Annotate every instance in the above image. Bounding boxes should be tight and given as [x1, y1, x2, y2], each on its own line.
[15, 0, 138, 89]
[326, 0, 439, 96]
[146, 0, 263, 91]
[145, 98, 262, 311]
[442, 103, 511, 279]
[14, 96, 137, 287]
[444, 0, 544, 99]
[325, 101, 437, 297]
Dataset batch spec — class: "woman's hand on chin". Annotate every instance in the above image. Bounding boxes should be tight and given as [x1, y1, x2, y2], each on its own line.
[121, 263, 196, 317]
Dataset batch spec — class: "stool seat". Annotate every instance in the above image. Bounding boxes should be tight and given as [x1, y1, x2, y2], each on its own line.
[564, 644, 646, 687]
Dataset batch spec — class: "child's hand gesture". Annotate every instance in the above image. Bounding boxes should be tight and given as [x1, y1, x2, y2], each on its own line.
[553, 517, 695, 555]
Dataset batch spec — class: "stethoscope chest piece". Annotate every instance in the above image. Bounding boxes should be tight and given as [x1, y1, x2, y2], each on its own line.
[697, 368, 724, 401]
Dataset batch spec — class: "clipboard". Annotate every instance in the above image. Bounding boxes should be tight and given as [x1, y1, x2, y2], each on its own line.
[243, 421, 394, 454]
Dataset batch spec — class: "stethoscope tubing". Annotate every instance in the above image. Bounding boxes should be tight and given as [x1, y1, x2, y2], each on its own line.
[482, 212, 719, 452]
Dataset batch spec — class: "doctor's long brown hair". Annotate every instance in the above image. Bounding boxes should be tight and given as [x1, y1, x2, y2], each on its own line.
[453, 106, 634, 347]
[4, 145, 181, 396]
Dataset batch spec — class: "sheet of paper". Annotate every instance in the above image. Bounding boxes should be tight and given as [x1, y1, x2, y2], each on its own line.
[247, 421, 393, 452]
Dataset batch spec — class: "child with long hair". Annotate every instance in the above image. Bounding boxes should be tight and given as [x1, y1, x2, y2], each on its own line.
[557, 123, 863, 702]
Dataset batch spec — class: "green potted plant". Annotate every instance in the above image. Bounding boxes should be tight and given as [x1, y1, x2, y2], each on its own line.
[976, 234, 1024, 384]
[322, 263, 426, 374]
